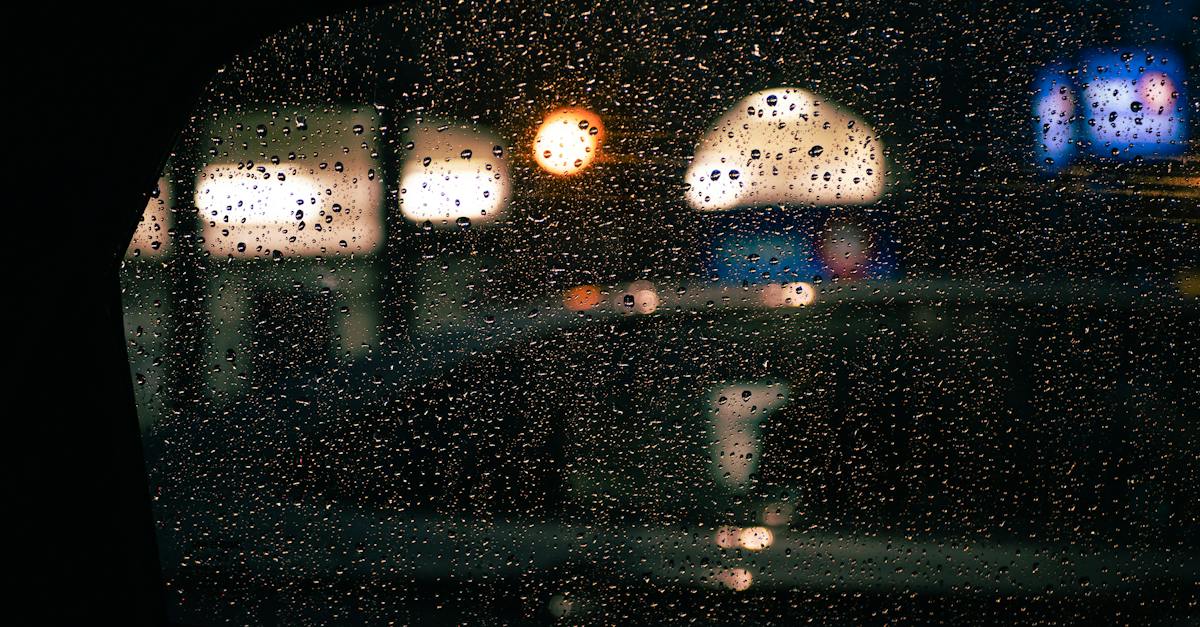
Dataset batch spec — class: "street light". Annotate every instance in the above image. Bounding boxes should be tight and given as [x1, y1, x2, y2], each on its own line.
[533, 107, 604, 176]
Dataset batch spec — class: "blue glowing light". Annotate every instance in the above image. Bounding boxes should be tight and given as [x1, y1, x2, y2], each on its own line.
[1032, 48, 1188, 169]
[704, 211, 900, 285]
[1080, 49, 1188, 160]
[1033, 68, 1078, 172]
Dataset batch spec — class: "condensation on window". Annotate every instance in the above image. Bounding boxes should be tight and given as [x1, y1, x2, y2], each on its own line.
[121, 3, 1198, 624]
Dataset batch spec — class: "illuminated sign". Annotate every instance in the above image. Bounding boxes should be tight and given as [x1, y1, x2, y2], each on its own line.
[1032, 48, 1188, 170]
[196, 110, 384, 258]
[1033, 68, 1078, 171]
[1081, 49, 1188, 160]
[686, 87, 885, 211]
[399, 120, 511, 227]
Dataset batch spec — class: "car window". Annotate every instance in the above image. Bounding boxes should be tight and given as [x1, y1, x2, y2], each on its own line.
[122, 3, 1198, 624]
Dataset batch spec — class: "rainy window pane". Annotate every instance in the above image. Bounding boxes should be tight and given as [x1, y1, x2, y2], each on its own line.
[122, 3, 1198, 624]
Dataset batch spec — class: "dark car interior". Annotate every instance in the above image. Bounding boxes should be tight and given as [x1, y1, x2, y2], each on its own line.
[28, 2, 1198, 625]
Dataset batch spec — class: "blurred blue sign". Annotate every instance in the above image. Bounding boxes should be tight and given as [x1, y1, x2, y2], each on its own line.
[1033, 67, 1078, 171]
[1080, 48, 1188, 160]
[704, 210, 900, 284]
[1033, 47, 1188, 171]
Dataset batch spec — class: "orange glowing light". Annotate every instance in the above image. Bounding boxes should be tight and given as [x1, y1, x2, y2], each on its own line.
[533, 107, 604, 176]
[564, 285, 603, 311]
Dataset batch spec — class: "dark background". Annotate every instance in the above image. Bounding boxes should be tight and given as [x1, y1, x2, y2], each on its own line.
[18, 1, 1197, 624]
[22, 5, 384, 624]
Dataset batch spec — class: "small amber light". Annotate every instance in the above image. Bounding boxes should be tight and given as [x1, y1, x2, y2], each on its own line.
[564, 285, 603, 311]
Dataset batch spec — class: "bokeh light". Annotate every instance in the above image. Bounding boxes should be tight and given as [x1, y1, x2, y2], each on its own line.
[533, 107, 604, 176]
[1079, 48, 1187, 160]
[127, 176, 171, 258]
[686, 87, 884, 211]
[738, 526, 774, 551]
[613, 280, 659, 314]
[1032, 69, 1077, 171]
[715, 568, 754, 591]
[195, 112, 383, 258]
[399, 121, 510, 227]
[563, 284, 603, 311]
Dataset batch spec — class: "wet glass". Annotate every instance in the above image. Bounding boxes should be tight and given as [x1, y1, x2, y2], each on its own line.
[121, 3, 1199, 624]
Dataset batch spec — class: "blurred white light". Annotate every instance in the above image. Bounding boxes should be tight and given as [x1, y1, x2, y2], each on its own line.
[197, 168, 324, 226]
[399, 121, 510, 227]
[197, 113, 384, 258]
[738, 526, 773, 551]
[686, 87, 884, 211]
[613, 280, 659, 314]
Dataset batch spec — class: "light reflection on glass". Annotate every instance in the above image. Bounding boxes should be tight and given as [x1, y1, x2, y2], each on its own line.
[709, 382, 790, 491]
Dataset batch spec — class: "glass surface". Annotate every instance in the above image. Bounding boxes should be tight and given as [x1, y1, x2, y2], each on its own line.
[121, 3, 1199, 624]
